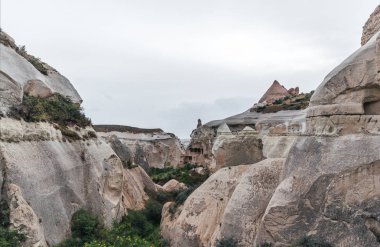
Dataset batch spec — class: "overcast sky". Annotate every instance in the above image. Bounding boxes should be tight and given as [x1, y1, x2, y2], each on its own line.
[1, 0, 378, 138]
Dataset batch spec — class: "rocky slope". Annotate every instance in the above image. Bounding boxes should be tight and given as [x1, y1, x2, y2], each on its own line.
[95, 125, 185, 170]
[0, 31, 165, 246]
[362, 5, 380, 46]
[161, 6, 380, 247]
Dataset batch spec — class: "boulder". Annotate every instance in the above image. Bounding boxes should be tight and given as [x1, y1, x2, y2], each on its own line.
[162, 179, 188, 193]
[23, 80, 53, 98]
[161, 159, 284, 247]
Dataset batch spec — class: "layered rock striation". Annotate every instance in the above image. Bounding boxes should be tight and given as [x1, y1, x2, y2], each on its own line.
[95, 125, 185, 170]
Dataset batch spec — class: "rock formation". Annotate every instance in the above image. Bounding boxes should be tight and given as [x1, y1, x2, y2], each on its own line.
[0, 32, 162, 246]
[362, 5, 380, 45]
[161, 5, 380, 247]
[95, 125, 185, 170]
[0, 31, 81, 115]
[258, 80, 289, 103]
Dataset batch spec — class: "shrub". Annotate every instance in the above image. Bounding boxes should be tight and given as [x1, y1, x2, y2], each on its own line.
[0, 200, 25, 247]
[56, 200, 168, 247]
[12, 93, 91, 127]
[84, 236, 151, 247]
[149, 163, 209, 187]
[70, 210, 102, 244]
[0, 228, 26, 247]
[216, 237, 239, 247]
[144, 199, 163, 225]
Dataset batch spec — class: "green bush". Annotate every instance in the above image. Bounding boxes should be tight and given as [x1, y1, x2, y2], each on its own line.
[0, 228, 26, 247]
[12, 93, 91, 127]
[216, 237, 239, 247]
[57, 201, 169, 247]
[0, 200, 25, 247]
[149, 163, 209, 187]
[71, 210, 102, 242]
[84, 236, 151, 247]
[16, 45, 48, 75]
[144, 199, 163, 225]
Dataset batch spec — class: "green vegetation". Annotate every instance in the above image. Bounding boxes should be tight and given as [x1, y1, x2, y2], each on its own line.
[291, 236, 333, 247]
[56, 164, 208, 247]
[9, 93, 91, 139]
[216, 237, 239, 247]
[15, 94, 91, 127]
[149, 163, 209, 186]
[16, 45, 49, 75]
[0, 200, 25, 247]
[9, 93, 91, 140]
[56, 200, 169, 247]
[253, 91, 314, 113]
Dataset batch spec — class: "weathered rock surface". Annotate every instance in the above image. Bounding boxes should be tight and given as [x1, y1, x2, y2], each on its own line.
[259, 80, 290, 104]
[162, 179, 188, 193]
[362, 5, 380, 46]
[161, 159, 284, 247]
[0, 31, 81, 114]
[0, 122, 159, 246]
[95, 125, 185, 169]
[7, 184, 47, 247]
[0, 33, 160, 246]
[162, 6, 380, 247]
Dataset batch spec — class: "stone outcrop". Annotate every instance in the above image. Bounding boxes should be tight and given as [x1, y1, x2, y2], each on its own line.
[0, 33, 161, 246]
[258, 80, 289, 103]
[362, 5, 380, 45]
[161, 6, 380, 247]
[95, 125, 185, 170]
[161, 159, 284, 247]
[162, 179, 188, 193]
[0, 30, 81, 115]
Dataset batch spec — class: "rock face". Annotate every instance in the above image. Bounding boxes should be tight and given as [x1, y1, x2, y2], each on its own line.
[161, 7, 380, 247]
[161, 159, 284, 247]
[0, 118, 162, 245]
[259, 80, 289, 103]
[362, 5, 380, 45]
[95, 125, 185, 170]
[0, 30, 81, 115]
[0, 33, 160, 246]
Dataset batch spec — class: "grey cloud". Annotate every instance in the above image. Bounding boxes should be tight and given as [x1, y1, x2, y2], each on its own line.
[2, 0, 379, 138]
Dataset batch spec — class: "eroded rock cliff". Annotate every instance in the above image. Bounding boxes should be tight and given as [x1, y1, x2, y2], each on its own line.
[95, 125, 185, 170]
[0, 32, 161, 246]
[161, 6, 380, 247]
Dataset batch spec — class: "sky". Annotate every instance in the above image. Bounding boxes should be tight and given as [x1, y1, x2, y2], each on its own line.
[1, 0, 379, 138]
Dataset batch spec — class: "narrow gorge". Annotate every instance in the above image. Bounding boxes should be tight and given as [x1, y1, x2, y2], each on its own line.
[0, 4, 379, 247]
